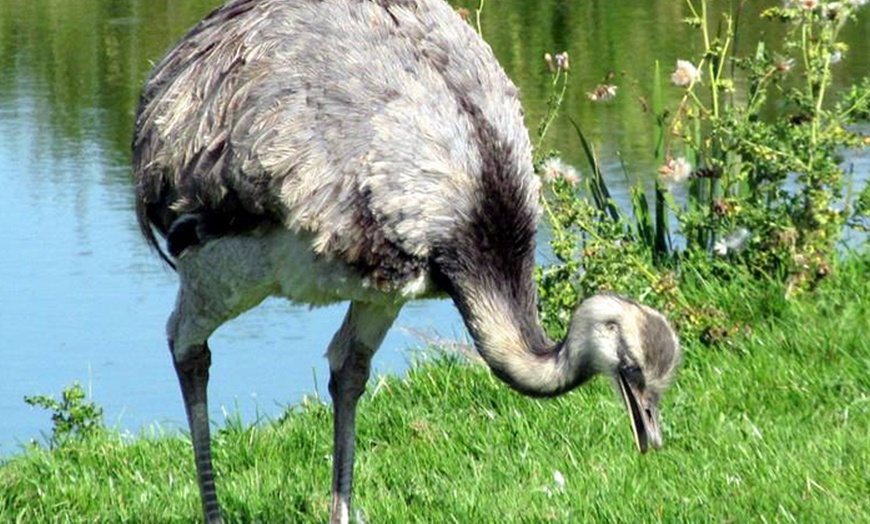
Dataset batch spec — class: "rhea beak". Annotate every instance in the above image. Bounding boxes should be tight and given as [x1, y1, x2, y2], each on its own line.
[616, 371, 662, 454]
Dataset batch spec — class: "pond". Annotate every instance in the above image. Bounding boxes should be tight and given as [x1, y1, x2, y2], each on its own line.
[1, 0, 868, 454]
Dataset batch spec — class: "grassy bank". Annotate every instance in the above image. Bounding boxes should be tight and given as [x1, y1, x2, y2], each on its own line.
[2, 253, 869, 523]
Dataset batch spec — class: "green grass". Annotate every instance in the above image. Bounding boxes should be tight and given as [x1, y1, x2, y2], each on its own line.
[2, 254, 869, 523]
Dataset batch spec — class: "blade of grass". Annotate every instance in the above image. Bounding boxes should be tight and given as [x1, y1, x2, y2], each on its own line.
[568, 117, 621, 223]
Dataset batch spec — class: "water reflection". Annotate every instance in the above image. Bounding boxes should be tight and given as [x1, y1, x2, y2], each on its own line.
[1, 0, 867, 453]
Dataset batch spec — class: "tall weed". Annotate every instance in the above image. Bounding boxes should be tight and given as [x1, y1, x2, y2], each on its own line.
[535, 0, 870, 340]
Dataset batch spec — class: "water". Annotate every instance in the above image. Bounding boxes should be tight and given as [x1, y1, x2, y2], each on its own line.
[1, 0, 868, 454]
[0, 72, 465, 452]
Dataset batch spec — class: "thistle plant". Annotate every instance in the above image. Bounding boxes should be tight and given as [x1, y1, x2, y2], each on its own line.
[667, 0, 870, 292]
[534, 0, 869, 340]
[534, 52, 684, 338]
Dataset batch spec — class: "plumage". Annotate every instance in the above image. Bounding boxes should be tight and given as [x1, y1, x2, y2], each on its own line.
[132, 1, 680, 523]
[134, 0, 533, 289]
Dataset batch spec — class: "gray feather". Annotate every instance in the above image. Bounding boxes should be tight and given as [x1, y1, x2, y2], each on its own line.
[133, 0, 536, 288]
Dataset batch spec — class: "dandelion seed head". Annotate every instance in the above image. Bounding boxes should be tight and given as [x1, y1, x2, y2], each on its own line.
[540, 157, 580, 185]
[658, 156, 693, 185]
[671, 60, 701, 87]
[714, 228, 751, 256]
[587, 84, 618, 102]
[774, 56, 796, 73]
[821, 2, 843, 18]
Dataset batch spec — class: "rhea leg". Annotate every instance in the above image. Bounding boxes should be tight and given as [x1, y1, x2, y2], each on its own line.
[167, 249, 272, 524]
[171, 340, 222, 524]
[168, 295, 228, 524]
[327, 302, 400, 524]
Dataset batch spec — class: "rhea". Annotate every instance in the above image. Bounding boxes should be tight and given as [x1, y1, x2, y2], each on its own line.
[133, 0, 680, 522]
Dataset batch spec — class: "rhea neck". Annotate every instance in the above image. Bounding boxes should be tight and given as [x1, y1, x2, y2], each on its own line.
[433, 255, 599, 398]
[429, 121, 600, 396]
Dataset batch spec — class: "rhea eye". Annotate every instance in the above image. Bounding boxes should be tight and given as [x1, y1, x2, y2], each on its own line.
[621, 364, 644, 383]
[605, 320, 619, 333]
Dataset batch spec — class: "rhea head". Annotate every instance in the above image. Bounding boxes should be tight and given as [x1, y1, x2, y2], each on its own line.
[565, 294, 681, 453]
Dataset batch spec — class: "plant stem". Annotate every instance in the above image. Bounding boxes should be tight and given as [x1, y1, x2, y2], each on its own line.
[475, 0, 485, 35]
[534, 71, 568, 163]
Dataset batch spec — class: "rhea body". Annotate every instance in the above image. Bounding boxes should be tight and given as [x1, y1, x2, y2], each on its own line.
[133, 0, 680, 523]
